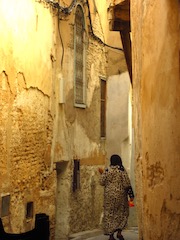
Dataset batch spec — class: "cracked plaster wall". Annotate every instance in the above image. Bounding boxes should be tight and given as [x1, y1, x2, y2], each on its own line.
[0, 0, 130, 239]
[0, 0, 57, 238]
[54, 1, 108, 238]
[131, 0, 180, 239]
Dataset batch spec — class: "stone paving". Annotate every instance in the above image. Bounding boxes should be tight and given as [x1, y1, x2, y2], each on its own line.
[86, 228, 138, 240]
[69, 227, 138, 240]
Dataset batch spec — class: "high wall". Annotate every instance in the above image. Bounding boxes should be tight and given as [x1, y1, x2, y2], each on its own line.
[0, 0, 57, 237]
[131, 0, 180, 239]
[53, 0, 108, 239]
[0, 0, 108, 238]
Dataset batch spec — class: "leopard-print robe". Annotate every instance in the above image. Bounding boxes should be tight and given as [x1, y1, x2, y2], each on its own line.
[99, 165, 134, 235]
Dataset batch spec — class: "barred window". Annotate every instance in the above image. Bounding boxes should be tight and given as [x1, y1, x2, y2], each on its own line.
[73, 159, 80, 192]
[74, 5, 86, 106]
[26, 202, 34, 219]
[101, 79, 106, 138]
[1, 195, 10, 217]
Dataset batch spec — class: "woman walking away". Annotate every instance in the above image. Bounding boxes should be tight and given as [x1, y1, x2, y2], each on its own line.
[99, 154, 134, 240]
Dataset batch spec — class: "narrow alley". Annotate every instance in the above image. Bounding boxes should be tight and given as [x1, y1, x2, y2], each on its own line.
[0, 0, 179, 240]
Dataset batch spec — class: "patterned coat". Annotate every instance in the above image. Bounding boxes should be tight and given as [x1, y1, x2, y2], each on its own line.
[99, 165, 134, 235]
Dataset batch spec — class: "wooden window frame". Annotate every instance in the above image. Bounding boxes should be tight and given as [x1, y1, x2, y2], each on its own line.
[26, 201, 34, 219]
[1, 194, 10, 217]
[74, 4, 86, 108]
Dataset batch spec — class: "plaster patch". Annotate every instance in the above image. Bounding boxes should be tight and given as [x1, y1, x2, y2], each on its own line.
[74, 122, 98, 157]
[87, 63, 99, 106]
[160, 200, 180, 239]
[146, 153, 164, 189]
[16, 72, 26, 93]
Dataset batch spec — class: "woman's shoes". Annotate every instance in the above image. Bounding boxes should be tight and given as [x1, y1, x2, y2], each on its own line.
[119, 236, 124, 240]
[109, 235, 116, 240]
[117, 232, 124, 240]
[108, 232, 124, 240]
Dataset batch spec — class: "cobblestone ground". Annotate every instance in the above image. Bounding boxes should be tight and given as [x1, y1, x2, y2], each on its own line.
[86, 228, 138, 240]
[70, 227, 138, 240]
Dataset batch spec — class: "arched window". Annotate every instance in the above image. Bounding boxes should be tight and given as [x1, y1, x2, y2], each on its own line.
[74, 5, 86, 107]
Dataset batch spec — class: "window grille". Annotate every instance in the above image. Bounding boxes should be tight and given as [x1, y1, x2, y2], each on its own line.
[101, 79, 106, 138]
[74, 5, 86, 105]
[73, 159, 80, 192]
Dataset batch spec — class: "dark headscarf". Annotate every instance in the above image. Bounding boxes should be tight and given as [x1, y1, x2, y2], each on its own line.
[110, 154, 124, 171]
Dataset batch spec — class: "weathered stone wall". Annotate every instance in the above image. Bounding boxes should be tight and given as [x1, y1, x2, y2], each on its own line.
[0, 1, 131, 239]
[131, 0, 180, 239]
[54, 1, 108, 238]
[0, 0, 57, 237]
[69, 166, 104, 232]
[0, 0, 109, 238]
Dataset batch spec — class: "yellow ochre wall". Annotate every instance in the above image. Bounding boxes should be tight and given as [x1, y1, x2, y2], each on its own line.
[0, 0, 57, 237]
[131, 0, 180, 239]
[0, 0, 109, 238]
[0, 0, 128, 239]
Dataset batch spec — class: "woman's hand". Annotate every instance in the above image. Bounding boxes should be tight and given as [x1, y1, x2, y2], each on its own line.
[98, 168, 104, 174]
[128, 198, 135, 207]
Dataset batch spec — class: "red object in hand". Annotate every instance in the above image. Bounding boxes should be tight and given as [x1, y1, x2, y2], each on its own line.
[128, 201, 135, 207]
